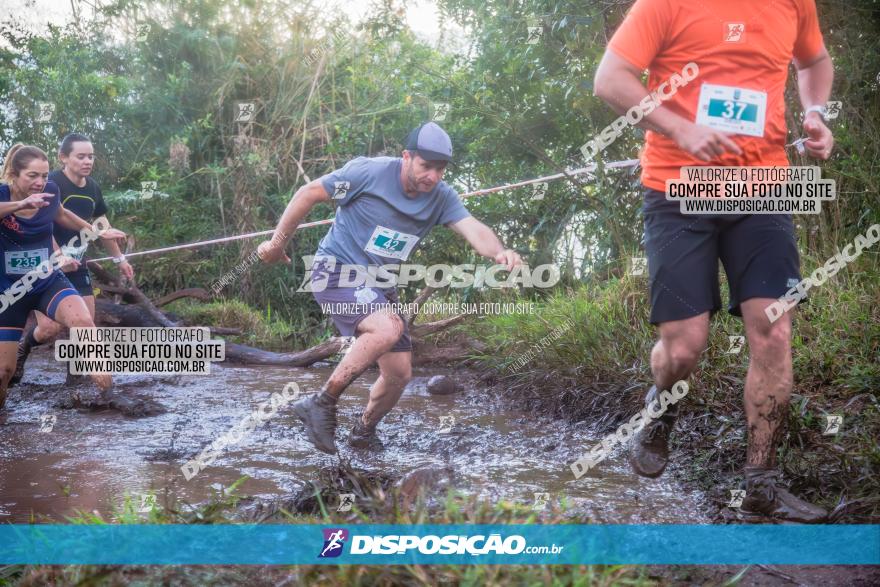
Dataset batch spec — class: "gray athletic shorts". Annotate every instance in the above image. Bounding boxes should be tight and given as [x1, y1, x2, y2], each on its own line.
[309, 258, 412, 352]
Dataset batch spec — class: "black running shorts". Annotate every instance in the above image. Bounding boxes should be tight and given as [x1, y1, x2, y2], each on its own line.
[641, 188, 801, 324]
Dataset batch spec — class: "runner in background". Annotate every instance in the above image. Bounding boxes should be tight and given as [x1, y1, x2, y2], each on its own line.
[258, 122, 522, 454]
[593, 0, 834, 522]
[11, 133, 134, 386]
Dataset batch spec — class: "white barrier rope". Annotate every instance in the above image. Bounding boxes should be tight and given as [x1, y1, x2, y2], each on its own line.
[90, 158, 640, 262]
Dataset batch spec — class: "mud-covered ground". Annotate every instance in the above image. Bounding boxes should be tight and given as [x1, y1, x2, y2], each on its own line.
[2, 347, 878, 586]
[0, 346, 709, 524]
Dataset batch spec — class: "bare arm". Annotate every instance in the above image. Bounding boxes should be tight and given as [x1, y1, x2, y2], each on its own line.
[0, 192, 53, 218]
[593, 49, 741, 161]
[258, 180, 331, 264]
[55, 207, 127, 241]
[794, 47, 835, 160]
[448, 216, 521, 270]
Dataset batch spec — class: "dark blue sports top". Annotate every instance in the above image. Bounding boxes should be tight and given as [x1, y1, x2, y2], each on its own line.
[0, 181, 64, 294]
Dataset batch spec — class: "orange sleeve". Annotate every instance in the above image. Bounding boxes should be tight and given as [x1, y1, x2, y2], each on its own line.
[793, 0, 825, 63]
[607, 0, 674, 71]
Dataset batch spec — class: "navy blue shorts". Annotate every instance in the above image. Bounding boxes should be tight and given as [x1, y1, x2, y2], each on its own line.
[0, 273, 79, 341]
[309, 259, 412, 353]
[64, 267, 94, 297]
[642, 188, 801, 324]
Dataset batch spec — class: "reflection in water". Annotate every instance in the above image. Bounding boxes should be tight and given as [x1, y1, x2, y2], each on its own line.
[0, 347, 709, 523]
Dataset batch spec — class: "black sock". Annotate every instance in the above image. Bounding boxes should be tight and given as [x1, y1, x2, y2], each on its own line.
[25, 327, 42, 347]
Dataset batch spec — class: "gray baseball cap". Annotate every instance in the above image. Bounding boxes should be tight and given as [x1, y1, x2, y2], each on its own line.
[404, 122, 453, 162]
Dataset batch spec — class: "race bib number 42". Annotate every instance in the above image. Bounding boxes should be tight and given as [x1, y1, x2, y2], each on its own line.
[696, 83, 767, 137]
[364, 226, 419, 261]
[5, 248, 49, 274]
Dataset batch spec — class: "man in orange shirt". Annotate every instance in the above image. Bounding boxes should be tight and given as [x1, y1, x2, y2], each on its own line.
[594, 0, 834, 523]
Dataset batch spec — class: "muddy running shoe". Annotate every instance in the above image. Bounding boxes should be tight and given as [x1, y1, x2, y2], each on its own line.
[738, 467, 828, 523]
[348, 421, 384, 450]
[628, 385, 679, 478]
[292, 393, 338, 454]
[10, 327, 38, 386]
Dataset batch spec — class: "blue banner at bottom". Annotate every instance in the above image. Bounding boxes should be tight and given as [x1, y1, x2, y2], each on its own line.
[1, 524, 878, 565]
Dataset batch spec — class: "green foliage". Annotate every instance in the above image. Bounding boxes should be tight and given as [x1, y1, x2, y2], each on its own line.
[0, 0, 876, 326]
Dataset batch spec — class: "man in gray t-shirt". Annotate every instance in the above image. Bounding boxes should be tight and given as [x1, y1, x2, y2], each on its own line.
[259, 122, 521, 455]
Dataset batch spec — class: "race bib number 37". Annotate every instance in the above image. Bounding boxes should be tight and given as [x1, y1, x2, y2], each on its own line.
[364, 226, 419, 261]
[5, 248, 49, 274]
[696, 83, 767, 137]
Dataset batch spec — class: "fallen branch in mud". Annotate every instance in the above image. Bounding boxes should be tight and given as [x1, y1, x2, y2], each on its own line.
[154, 288, 212, 306]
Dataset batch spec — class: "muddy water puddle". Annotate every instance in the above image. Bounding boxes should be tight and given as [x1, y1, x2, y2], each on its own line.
[0, 347, 709, 523]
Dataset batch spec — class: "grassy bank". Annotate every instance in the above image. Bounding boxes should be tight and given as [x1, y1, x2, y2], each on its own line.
[464, 255, 880, 521]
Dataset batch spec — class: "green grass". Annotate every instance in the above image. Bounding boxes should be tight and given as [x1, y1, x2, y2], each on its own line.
[164, 298, 330, 352]
[1, 477, 660, 587]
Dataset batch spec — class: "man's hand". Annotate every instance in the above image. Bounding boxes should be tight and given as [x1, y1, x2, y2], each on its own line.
[803, 113, 834, 160]
[257, 239, 290, 265]
[494, 248, 522, 271]
[671, 122, 742, 162]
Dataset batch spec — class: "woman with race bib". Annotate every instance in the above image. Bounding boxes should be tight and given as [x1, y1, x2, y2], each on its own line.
[11, 133, 134, 385]
[0, 143, 126, 410]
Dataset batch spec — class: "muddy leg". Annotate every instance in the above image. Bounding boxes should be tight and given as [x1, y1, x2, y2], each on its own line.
[52, 295, 111, 394]
[0, 341, 18, 409]
[322, 310, 406, 400]
[741, 298, 794, 467]
[650, 312, 709, 392]
[629, 313, 708, 478]
[362, 351, 412, 428]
